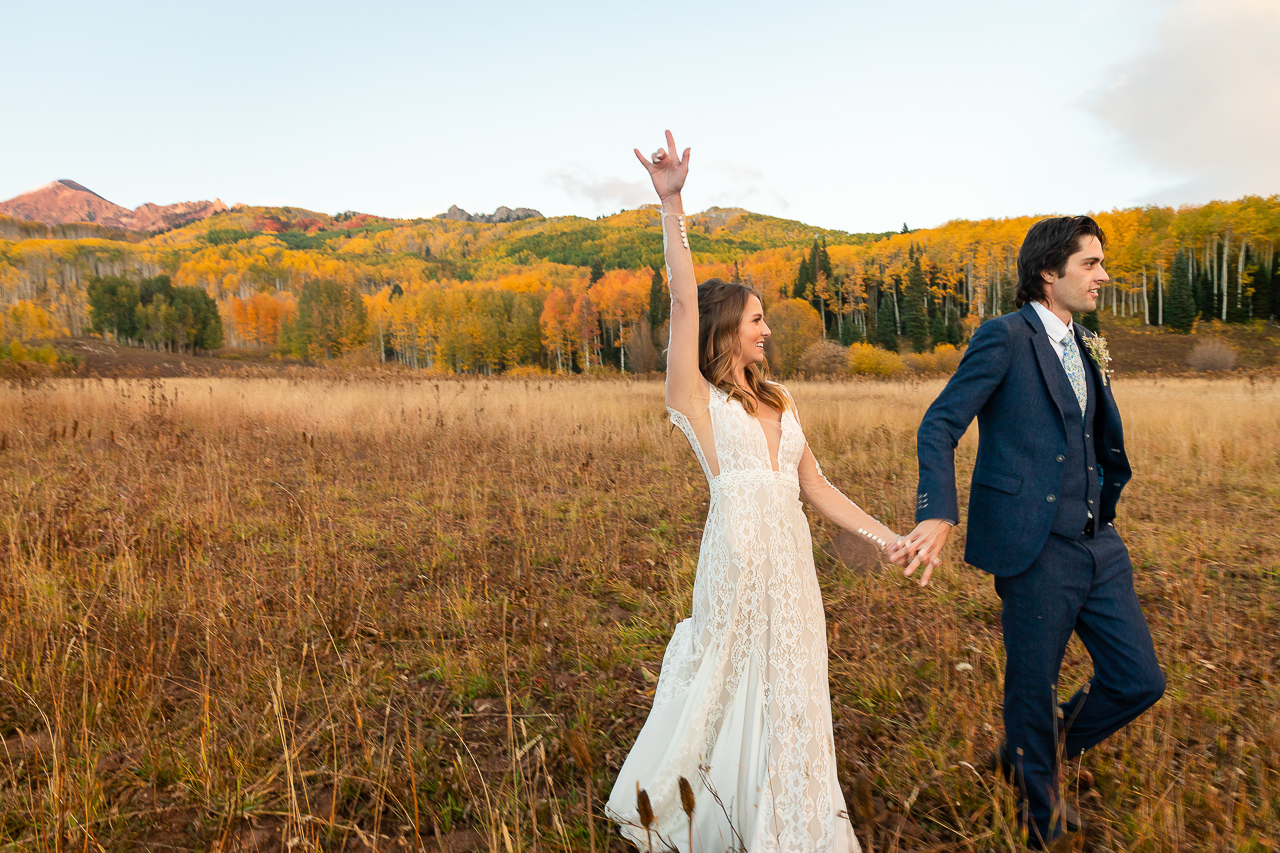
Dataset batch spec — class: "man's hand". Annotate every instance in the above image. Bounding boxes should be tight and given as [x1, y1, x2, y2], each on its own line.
[887, 518, 953, 587]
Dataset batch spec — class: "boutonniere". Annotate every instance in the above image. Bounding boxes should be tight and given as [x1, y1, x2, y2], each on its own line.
[1081, 334, 1111, 386]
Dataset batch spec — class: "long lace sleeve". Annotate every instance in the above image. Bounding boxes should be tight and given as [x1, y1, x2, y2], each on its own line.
[660, 197, 703, 416]
[798, 445, 897, 550]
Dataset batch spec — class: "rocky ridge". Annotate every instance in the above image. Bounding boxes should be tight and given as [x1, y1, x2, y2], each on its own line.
[0, 180, 227, 233]
[436, 204, 542, 224]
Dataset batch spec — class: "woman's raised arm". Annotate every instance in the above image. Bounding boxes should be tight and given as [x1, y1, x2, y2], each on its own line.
[634, 131, 700, 413]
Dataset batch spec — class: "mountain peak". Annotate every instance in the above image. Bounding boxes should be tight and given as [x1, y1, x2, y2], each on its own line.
[52, 179, 107, 198]
[0, 181, 227, 233]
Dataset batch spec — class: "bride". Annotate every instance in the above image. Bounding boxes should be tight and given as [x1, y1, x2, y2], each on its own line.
[606, 132, 899, 853]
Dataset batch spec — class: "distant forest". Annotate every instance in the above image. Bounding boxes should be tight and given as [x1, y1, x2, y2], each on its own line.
[2, 197, 1277, 374]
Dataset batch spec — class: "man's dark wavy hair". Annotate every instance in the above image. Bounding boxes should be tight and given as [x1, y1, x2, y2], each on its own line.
[1014, 216, 1107, 308]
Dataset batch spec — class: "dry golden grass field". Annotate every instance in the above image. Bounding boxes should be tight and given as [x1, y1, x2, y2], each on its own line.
[1, 373, 1278, 852]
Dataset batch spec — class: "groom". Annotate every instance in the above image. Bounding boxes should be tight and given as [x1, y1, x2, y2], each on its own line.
[890, 216, 1165, 849]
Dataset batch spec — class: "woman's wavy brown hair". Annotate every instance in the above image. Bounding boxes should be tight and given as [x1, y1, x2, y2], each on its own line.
[697, 278, 790, 415]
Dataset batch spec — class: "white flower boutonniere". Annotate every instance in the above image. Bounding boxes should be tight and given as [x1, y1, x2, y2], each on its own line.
[1082, 334, 1112, 386]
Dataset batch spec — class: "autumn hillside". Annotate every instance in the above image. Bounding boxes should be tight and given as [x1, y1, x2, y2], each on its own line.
[1, 194, 1278, 375]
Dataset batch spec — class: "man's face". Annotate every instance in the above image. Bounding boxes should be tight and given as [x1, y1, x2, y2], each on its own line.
[1042, 235, 1108, 316]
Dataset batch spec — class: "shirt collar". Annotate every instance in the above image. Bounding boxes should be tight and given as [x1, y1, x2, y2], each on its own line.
[1031, 300, 1073, 344]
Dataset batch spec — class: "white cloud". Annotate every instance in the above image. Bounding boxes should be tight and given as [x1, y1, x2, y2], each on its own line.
[701, 162, 791, 215]
[1089, 0, 1280, 202]
[547, 169, 653, 213]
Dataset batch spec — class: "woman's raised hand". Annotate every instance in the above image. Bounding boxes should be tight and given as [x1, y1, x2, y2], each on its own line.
[633, 130, 690, 203]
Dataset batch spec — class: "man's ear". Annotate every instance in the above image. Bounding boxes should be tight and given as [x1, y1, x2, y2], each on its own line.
[1040, 268, 1057, 285]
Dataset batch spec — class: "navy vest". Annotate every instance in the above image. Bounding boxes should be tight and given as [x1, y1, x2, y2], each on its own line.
[1048, 339, 1101, 539]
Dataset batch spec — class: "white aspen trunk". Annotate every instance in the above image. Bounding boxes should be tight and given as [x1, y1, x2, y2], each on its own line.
[1221, 232, 1231, 320]
[1209, 238, 1217, 299]
[1237, 240, 1247, 311]
[1157, 263, 1164, 326]
[1142, 268, 1150, 324]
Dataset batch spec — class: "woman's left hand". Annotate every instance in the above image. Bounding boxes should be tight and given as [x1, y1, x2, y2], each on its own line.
[633, 129, 690, 202]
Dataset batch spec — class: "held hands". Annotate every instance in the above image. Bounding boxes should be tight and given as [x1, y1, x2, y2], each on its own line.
[634, 130, 690, 203]
[885, 518, 953, 587]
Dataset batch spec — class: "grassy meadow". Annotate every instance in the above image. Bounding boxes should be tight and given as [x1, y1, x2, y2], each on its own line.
[1, 372, 1278, 852]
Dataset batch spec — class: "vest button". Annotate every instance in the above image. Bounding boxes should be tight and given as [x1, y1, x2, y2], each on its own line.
[1056, 454, 1065, 462]
[1046, 494, 1057, 502]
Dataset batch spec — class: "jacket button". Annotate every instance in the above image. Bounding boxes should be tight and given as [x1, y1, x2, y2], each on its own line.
[1046, 494, 1056, 503]
[1056, 454, 1065, 462]
[1088, 499, 1094, 505]
[1085, 433, 1091, 439]
[1088, 465, 1094, 471]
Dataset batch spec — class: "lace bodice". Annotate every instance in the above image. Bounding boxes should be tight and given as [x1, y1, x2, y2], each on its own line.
[669, 383, 806, 484]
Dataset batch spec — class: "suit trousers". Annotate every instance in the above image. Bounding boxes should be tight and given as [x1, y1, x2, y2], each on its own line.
[993, 522, 1165, 843]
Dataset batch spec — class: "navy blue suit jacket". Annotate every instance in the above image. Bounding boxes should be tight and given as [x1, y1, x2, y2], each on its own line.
[915, 303, 1131, 577]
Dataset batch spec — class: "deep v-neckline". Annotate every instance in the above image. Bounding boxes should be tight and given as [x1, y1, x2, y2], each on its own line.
[755, 409, 783, 473]
[735, 393, 784, 473]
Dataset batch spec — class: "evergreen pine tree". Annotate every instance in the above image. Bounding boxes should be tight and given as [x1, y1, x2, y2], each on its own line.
[1226, 248, 1249, 323]
[1078, 311, 1101, 334]
[930, 312, 946, 347]
[590, 258, 605, 284]
[1251, 249, 1273, 321]
[794, 239, 818, 299]
[1272, 253, 1280, 321]
[875, 289, 899, 351]
[1194, 269, 1213, 320]
[1166, 250, 1196, 333]
[904, 254, 930, 353]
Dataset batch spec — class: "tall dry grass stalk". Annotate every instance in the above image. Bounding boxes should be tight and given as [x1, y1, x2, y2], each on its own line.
[0, 373, 1277, 851]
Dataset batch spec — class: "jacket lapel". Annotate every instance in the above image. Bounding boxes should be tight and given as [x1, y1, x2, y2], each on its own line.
[1021, 304, 1074, 424]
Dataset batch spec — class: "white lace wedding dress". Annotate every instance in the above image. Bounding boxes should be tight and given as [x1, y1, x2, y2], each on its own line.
[607, 382, 860, 853]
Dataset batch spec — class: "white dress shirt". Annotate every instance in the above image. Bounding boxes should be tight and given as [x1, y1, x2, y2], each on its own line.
[1031, 300, 1074, 369]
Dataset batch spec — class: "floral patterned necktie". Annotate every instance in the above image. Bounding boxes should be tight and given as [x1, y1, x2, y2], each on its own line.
[1061, 330, 1087, 419]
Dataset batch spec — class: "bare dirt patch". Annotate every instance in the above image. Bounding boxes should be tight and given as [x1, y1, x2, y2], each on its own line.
[53, 336, 311, 377]
[1101, 315, 1280, 373]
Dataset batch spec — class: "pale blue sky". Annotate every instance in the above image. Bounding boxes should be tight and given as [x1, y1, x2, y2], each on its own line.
[2, 0, 1277, 232]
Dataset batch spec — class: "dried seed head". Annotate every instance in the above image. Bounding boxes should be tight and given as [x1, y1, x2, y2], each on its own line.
[678, 776, 695, 818]
[635, 783, 654, 828]
[567, 731, 592, 772]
